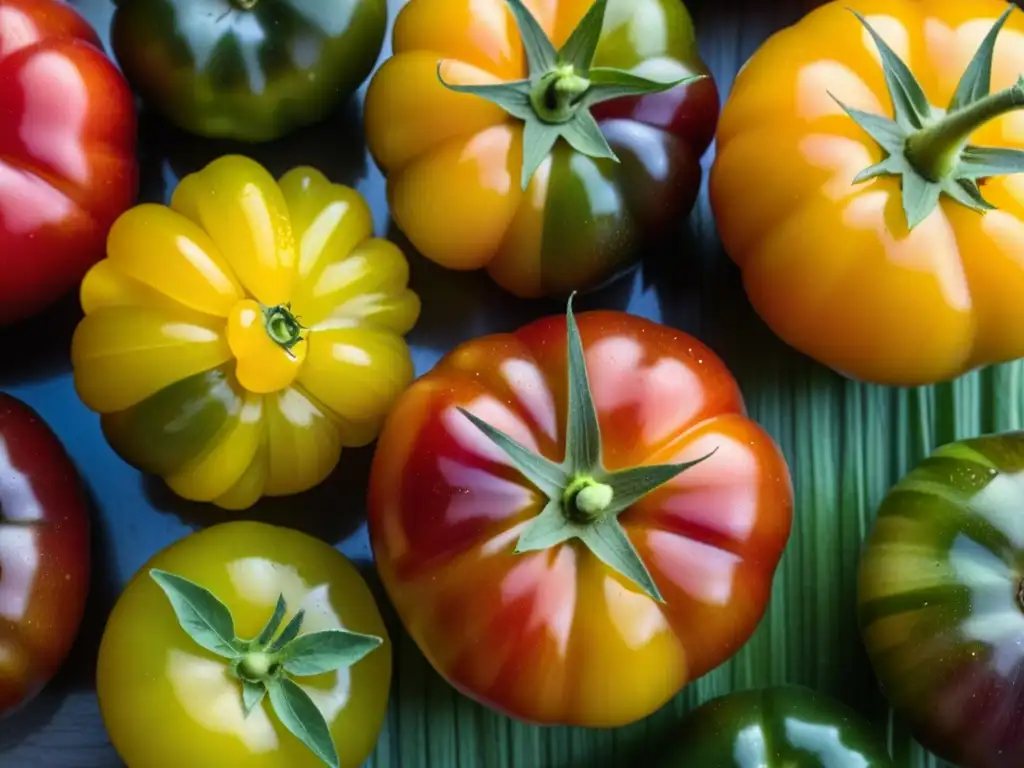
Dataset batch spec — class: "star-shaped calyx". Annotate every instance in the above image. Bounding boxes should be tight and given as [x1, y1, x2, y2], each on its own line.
[458, 296, 716, 602]
[438, 0, 704, 190]
[837, 8, 1024, 229]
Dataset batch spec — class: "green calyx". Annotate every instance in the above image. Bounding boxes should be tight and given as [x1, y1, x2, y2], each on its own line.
[437, 0, 703, 190]
[457, 295, 716, 603]
[231, 0, 258, 9]
[840, 8, 1024, 229]
[150, 569, 383, 768]
[264, 303, 305, 352]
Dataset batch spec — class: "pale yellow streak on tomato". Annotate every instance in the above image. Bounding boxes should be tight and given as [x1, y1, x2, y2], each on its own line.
[71, 307, 231, 413]
[164, 394, 263, 503]
[486, 156, 550, 297]
[80, 261, 197, 316]
[389, 124, 524, 270]
[171, 156, 296, 306]
[366, 54, 510, 173]
[226, 300, 305, 394]
[107, 204, 244, 317]
[262, 388, 342, 497]
[213, 434, 269, 511]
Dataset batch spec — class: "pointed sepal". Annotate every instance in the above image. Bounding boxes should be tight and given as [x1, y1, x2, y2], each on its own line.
[958, 145, 1024, 179]
[948, 7, 1014, 112]
[584, 67, 696, 108]
[435, 70, 535, 121]
[580, 519, 663, 603]
[563, 293, 602, 473]
[514, 498, 580, 553]
[558, 0, 607, 73]
[506, 0, 557, 77]
[598, 450, 718, 517]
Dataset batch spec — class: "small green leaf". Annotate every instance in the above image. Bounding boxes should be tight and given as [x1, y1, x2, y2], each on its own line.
[948, 7, 1014, 112]
[599, 449, 718, 517]
[280, 629, 383, 677]
[558, 0, 607, 74]
[252, 595, 287, 649]
[852, 155, 905, 184]
[268, 677, 340, 768]
[851, 10, 931, 129]
[564, 293, 602, 473]
[561, 111, 618, 162]
[457, 408, 569, 497]
[579, 519, 663, 602]
[515, 498, 579, 553]
[241, 680, 266, 717]
[505, 0, 557, 78]
[831, 95, 907, 152]
[958, 145, 1024, 178]
[584, 67, 693, 108]
[435, 67, 535, 121]
[521, 119, 562, 190]
[901, 171, 942, 229]
[942, 177, 995, 212]
[150, 570, 242, 659]
[269, 610, 306, 653]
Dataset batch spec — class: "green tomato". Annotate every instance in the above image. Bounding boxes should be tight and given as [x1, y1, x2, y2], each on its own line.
[657, 686, 892, 767]
[111, 0, 387, 142]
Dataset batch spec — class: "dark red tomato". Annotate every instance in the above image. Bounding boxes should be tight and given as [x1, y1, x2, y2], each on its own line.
[0, 0, 137, 326]
[0, 394, 90, 716]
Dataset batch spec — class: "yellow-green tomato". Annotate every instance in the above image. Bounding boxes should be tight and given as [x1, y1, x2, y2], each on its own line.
[96, 522, 391, 768]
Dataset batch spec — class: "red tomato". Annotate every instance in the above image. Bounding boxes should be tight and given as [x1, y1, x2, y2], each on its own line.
[0, 0, 137, 326]
[0, 394, 90, 716]
[368, 307, 793, 726]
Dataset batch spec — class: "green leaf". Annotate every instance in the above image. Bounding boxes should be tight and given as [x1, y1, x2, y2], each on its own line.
[564, 293, 602, 473]
[831, 95, 907, 153]
[149, 570, 242, 659]
[269, 610, 306, 653]
[457, 408, 569, 497]
[599, 449, 718, 517]
[579, 519, 663, 603]
[252, 595, 287, 649]
[521, 119, 562, 190]
[267, 677, 340, 768]
[850, 10, 931, 129]
[241, 680, 266, 717]
[515, 498, 579, 553]
[561, 111, 618, 162]
[942, 177, 995, 212]
[280, 629, 383, 677]
[958, 145, 1024, 178]
[504, 0, 557, 78]
[901, 172, 942, 229]
[948, 7, 1014, 112]
[557, 0, 607, 74]
[583, 66, 693, 108]
[852, 155, 905, 184]
[434, 68, 535, 121]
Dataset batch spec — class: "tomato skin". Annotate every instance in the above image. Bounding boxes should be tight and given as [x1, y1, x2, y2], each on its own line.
[367, 310, 793, 726]
[0, 394, 90, 717]
[363, 0, 719, 299]
[0, 0, 137, 326]
[96, 521, 391, 768]
[709, 0, 1024, 387]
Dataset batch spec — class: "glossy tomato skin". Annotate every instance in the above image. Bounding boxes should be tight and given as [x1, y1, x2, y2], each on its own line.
[657, 686, 893, 767]
[368, 310, 793, 726]
[364, 0, 719, 299]
[0, 0, 137, 326]
[859, 433, 1024, 768]
[97, 521, 391, 768]
[710, 0, 1024, 387]
[0, 394, 90, 717]
[112, 0, 387, 142]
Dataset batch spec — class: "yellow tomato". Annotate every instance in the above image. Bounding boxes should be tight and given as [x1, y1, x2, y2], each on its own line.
[71, 155, 420, 509]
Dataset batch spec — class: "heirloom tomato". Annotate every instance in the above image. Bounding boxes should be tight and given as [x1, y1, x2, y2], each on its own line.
[97, 521, 391, 768]
[70, 155, 420, 510]
[0, 394, 90, 717]
[364, 0, 719, 298]
[711, 0, 1024, 386]
[112, 0, 387, 142]
[657, 686, 893, 767]
[368, 299, 793, 726]
[0, 0, 137, 326]
[859, 432, 1024, 768]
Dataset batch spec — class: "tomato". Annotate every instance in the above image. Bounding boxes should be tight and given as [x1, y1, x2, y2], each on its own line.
[710, 0, 1024, 387]
[0, 394, 90, 716]
[70, 155, 420, 510]
[0, 0, 137, 326]
[111, 0, 387, 142]
[367, 299, 793, 727]
[859, 432, 1024, 768]
[657, 686, 893, 767]
[364, 0, 719, 298]
[97, 521, 391, 768]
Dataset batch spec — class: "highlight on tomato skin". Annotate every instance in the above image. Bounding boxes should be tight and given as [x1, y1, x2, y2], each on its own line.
[367, 300, 794, 727]
[0, 393, 91, 717]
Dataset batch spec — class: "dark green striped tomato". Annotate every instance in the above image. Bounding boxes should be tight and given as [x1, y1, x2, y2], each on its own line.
[859, 433, 1024, 768]
[364, 0, 718, 298]
[111, 0, 387, 142]
[657, 686, 893, 767]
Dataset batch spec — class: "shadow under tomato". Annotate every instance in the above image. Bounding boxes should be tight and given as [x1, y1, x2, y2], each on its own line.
[0, 293, 82, 386]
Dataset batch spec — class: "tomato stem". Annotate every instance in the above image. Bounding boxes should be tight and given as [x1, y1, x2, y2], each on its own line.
[263, 303, 305, 352]
[563, 476, 612, 522]
[236, 650, 276, 682]
[530, 65, 591, 124]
